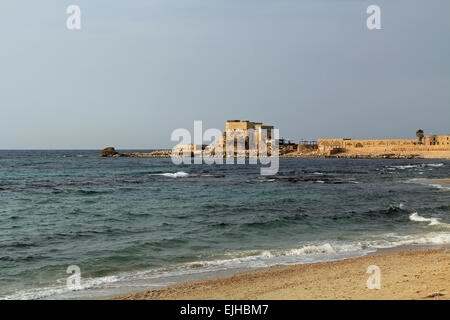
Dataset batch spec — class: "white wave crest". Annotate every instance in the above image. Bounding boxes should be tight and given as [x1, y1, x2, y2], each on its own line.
[428, 184, 450, 191]
[1, 274, 122, 300]
[151, 171, 190, 178]
[280, 243, 335, 255]
[409, 212, 444, 226]
[389, 163, 444, 170]
[4, 233, 450, 300]
[427, 163, 444, 167]
[403, 179, 450, 191]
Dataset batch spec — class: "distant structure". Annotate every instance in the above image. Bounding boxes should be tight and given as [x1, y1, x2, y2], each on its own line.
[296, 140, 318, 154]
[221, 120, 320, 155]
[425, 135, 450, 146]
[278, 138, 297, 154]
[171, 120, 277, 157]
[173, 143, 207, 157]
[220, 120, 275, 155]
[173, 121, 450, 158]
[225, 120, 274, 142]
[318, 134, 450, 154]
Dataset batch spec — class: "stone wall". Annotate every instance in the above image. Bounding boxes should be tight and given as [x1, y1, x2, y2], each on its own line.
[318, 136, 450, 153]
[424, 135, 450, 146]
[297, 144, 318, 153]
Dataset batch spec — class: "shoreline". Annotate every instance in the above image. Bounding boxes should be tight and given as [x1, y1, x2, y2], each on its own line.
[101, 152, 450, 160]
[114, 247, 450, 300]
[434, 179, 450, 184]
[99, 148, 450, 160]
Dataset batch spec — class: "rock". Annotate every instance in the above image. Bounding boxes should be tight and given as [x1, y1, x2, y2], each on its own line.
[424, 292, 444, 298]
[99, 148, 171, 158]
[100, 147, 118, 157]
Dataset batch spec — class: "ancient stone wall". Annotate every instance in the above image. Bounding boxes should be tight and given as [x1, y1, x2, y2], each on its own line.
[318, 137, 450, 153]
[424, 135, 450, 146]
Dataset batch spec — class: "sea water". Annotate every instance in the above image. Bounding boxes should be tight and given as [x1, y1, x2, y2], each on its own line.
[0, 150, 449, 299]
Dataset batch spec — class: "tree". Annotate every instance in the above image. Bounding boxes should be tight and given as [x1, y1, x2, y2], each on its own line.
[416, 129, 424, 144]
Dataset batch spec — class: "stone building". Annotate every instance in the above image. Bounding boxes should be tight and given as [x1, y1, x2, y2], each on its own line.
[210, 120, 275, 156]
[225, 120, 274, 139]
[318, 138, 416, 151]
[424, 135, 450, 146]
[318, 135, 450, 154]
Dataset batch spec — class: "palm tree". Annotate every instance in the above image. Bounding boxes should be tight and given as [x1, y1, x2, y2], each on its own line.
[416, 129, 424, 144]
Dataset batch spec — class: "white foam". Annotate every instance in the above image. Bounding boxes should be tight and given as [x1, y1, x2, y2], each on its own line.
[280, 243, 335, 255]
[151, 171, 190, 178]
[391, 164, 420, 170]
[384, 232, 450, 246]
[409, 212, 445, 226]
[428, 183, 450, 191]
[403, 179, 450, 191]
[0, 243, 362, 300]
[1, 274, 122, 300]
[5, 233, 450, 300]
[389, 203, 406, 210]
[427, 163, 444, 167]
[388, 163, 444, 170]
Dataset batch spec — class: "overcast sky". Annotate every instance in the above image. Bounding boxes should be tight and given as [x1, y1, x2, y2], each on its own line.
[0, 0, 449, 149]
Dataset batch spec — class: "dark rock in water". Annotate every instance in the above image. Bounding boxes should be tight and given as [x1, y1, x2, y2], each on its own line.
[100, 147, 118, 157]
[99, 147, 171, 158]
[272, 176, 349, 184]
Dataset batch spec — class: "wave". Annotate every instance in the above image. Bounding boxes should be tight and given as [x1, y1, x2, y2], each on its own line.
[0, 243, 355, 299]
[404, 178, 450, 191]
[427, 163, 445, 168]
[150, 171, 190, 178]
[4, 232, 450, 300]
[62, 154, 89, 158]
[388, 163, 444, 170]
[279, 243, 336, 255]
[357, 203, 408, 219]
[428, 183, 450, 191]
[1, 274, 123, 300]
[145, 234, 450, 272]
[149, 172, 225, 178]
[409, 212, 449, 227]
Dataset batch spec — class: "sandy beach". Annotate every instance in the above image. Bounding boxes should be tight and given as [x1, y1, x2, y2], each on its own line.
[116, 248, 450, 300]
[434, 179, 450, 184]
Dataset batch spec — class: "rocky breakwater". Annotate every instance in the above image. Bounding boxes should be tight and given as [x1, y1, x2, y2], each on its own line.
[99, 147, 171, 158]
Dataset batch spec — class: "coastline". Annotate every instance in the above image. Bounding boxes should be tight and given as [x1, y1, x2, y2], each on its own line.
[114, 248, 450, 300]
[99, 148, 450, 160]
[434, 179, 450, 184]
[2, 151, 449, 300]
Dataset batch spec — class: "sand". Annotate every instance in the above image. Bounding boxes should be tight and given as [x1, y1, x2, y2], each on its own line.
[434, 179, 450, 184]
[115, 248, 450, 300]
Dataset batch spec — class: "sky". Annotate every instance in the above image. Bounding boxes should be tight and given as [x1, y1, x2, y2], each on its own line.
[0, 0, 449, 149]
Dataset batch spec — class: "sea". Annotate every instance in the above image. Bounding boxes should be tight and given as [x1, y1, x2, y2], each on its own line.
[0, 150, 449, 299]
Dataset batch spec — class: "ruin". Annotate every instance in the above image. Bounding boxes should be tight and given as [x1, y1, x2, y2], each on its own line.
[318, 135, 450, 155]
[100, 122, 450, 160]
